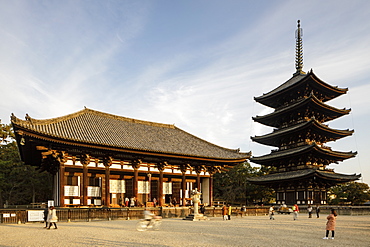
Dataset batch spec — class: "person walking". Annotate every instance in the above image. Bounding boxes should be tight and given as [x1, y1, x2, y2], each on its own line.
[307, 205, 313, 218]
[227, 204, 232, 220]
[46, 206, 58, 229]
[323, 209, 337, 240]
[130, 197, 135, 207]
[222, 204, 228, 220]
[43, 205, 48, 228]
[316, 205, 321, 218]
[292, 204, 299, 220]
[269, 206, 275, 220]
[241, 205, 246, 217]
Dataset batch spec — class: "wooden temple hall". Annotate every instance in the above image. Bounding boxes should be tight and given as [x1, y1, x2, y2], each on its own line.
[248, 20, 360, 205]
[11, 108, 250, 207]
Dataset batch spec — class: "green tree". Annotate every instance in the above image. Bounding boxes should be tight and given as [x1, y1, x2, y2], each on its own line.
[328, 182, 370, 205]
[0, 121, 52, 207]
[213, 162, 275, 206]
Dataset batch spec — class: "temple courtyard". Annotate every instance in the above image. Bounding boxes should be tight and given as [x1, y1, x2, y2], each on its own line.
[0, 214, 369, 246]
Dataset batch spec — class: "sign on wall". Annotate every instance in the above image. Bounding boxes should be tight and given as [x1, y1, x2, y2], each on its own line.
[27, 210, 45, 222]
[163, 182, 172, 194]
[88, 186, 101, 197]
[138, 181, 150, 194]
[110, 180, 125, 193]
[64, 186, 80, 196]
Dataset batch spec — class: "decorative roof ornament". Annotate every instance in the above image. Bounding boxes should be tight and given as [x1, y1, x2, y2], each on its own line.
[294, 20, 306, 76]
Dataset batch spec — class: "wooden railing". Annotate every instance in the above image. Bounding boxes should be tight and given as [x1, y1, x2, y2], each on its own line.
[1, 206, 369, 224]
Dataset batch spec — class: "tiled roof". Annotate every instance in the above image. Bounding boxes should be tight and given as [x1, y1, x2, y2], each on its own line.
[254, 71, 347, 103]
[255, 73, 308, 100]
[250, 143, 356, 164]
[252, 93, 351, 127]
[251, 118, 354, 146]
[11, 108, 250, 161]
[247, 169, 360, 183]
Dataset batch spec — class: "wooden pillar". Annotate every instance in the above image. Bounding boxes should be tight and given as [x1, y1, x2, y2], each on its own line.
[194, 165, 203, 190]
[80, 154, 90, 206]
[206, 166, 217, 207]
[133, 169, 138, 200]
[156, 162, 166, 206]
[59, 163, 65, 207]
[180, 165, 187, 206]
[294, 186, 298, 205]
[103, 156, 112, 207]
[58, 151, 67, 207]
[82, 164, 88, 206]
[209, 174, 213, 207]
[159, 171, 164, 206]
[182, 172, 186, 206]
[132, 160, 141, 202]
[147, 173, 152, 203]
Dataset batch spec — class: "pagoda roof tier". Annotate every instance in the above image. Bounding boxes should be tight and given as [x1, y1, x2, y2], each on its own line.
[254, 70, 348, 108]
[11, 108, 250, 163]
[252, 93, 350, 128]
[247, 168, 360, 185]
[251, 118, 354, 147]
[250, 142, 356, 166]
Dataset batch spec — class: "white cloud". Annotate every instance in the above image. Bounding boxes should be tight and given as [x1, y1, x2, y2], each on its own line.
[0, 0, 369, 184]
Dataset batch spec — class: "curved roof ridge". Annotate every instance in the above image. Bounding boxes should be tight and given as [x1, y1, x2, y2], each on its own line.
[247, 168, 360, 183]
[173, 125, 250, 155]
[12, 107, 176, 129]
[255, 73, 307, 100]
[250, 142, 356, 162]
[251, 118, 354, 142]
[83, 107, 176, 129]
[253, 93, 350, 121]
[309, 71, 348, 93]
[11, 108, 250, 160]
[255, 70, 348, 102]
[312, 118, 354, 134]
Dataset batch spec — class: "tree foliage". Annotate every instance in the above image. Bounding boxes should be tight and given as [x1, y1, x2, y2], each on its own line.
[213, 162, 275, 206]
[0, 122, 53, 207]
[328, 182, 370, 205]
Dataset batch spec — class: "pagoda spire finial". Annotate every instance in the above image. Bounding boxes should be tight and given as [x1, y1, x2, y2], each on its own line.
[294, 20, 305, 76]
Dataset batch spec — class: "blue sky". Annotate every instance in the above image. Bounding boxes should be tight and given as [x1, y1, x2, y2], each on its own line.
[1, 0, 369, 185]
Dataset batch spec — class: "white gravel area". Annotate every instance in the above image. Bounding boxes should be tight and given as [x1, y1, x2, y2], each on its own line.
[0, 214, 369, 246]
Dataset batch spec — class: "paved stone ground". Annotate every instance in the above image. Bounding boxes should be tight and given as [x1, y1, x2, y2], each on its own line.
[0, 214, 369, 246]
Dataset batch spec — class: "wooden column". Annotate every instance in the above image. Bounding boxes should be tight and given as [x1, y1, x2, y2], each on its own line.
[132, 160, 141, 202]
[180, 165, 187, 206]
[58, 151, 67, 207]
[156, 162, 166, 206]
[194, 165, 203, 190]
[59, 163, 65, 207]
[206, 166, 218, 207]
[103, 156, 112, 207]
[80, 154, 90, 206]
[209, 174, 213, 207]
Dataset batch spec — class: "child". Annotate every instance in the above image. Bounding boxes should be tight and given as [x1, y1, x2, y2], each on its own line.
[323, 209, 337, 240]
[269, 206, 275, 220]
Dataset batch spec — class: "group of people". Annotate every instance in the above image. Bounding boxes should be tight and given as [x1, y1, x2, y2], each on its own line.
[43, 202, 337, 239]
[221, 204, 232, 220]
[43, 206, 58, 230]
[292, 204, 321, 220]
[119, 197, 154, 207]
[268, 204, 336, 240]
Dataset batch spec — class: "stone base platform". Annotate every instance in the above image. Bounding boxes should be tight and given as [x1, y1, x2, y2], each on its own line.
[183, 213, 209, 221]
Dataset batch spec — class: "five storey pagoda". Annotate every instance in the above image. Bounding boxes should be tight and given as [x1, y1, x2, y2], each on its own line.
[248, 20, 360, 205]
